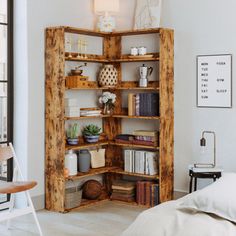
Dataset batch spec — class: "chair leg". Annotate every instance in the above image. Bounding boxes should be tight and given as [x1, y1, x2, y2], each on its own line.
[26, 191, 43, 236]
[6, 194, 15, 229]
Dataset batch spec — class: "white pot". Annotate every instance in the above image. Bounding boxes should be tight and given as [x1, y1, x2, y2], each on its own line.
[65, 150, 77, 176]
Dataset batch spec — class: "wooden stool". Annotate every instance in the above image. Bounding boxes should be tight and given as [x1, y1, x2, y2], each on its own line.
[189, 166, 223, 193]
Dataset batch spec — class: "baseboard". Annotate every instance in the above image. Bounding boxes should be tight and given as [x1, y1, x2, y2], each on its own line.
[174, 190, 188, 200]
[32, 194, 45, 211]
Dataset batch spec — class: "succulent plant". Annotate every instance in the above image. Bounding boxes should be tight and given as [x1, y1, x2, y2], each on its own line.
[66, 123, 79, 139]
[82, 124, 101, 136]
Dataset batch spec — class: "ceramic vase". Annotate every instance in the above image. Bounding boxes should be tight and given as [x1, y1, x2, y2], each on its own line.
[78, 149, 91, 172]
[98, 64, 118, 87]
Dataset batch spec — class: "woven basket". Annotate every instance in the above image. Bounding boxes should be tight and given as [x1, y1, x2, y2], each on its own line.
[65, 181, 82, 209]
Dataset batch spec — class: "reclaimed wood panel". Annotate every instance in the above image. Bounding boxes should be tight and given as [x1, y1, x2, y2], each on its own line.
[159, 29, 174, 202]
[45, 27, 65, 212]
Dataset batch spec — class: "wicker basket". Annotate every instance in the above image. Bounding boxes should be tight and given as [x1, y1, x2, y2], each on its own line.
[65, 181, 82, 209]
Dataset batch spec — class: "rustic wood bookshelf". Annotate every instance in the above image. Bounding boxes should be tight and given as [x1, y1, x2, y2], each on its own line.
[45, 26, 174, 212]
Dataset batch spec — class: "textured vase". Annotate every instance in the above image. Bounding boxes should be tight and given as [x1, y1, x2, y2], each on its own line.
[78, 149, 91, 172]
[98, 64, 118, 87]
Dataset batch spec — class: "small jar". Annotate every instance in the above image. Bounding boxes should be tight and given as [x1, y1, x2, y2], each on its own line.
[138, 46, 147, 55]
[65, 150, 77, 176]
[131, 47, 138, 56]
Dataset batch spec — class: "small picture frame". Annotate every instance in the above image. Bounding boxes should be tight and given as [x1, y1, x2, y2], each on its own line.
[197, 54, 232, 108]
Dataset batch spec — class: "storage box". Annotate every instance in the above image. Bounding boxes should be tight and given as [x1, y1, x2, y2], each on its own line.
[65, 184, 82, 209]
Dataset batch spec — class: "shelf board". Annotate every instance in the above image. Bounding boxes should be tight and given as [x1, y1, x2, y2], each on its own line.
[65, 198, 110, 212]
[66, 166, 119, 180]
[112, 115, 160, 120]
[111, 168, 159, 179]
[65, 115, 159, 120]
[63, 27, 163, 37]
[110, 141, 159, 150]
[110, 199, 149, 208]
[65, 115, 109, 120]
[65, 53, 159, 63]
[65, 141, 109, 151]
[65, 56, 108, 63]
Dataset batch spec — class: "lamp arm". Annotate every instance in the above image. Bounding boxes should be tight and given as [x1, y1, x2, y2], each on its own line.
[201, 131, 216, 167]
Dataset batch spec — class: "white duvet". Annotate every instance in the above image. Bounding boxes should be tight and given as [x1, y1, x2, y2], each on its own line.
[121, 198, 236, 236]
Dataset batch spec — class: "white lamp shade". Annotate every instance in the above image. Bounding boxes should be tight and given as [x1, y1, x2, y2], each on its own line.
[94, 0, 120, 14]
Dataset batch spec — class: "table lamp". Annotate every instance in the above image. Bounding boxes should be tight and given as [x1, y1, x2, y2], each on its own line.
[94, 0, 120, 32]
[194, 131, 216, 168]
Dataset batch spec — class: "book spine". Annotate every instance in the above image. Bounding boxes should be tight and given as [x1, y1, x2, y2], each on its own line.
[128, 93, 134, 116]
[135, 94, 140, 116]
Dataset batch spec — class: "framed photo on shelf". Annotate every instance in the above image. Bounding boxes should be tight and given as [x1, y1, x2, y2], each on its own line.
[197, 54, 232, 108]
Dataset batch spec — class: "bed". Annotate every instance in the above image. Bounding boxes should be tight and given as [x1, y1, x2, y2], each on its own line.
[121, 173, 236, 236]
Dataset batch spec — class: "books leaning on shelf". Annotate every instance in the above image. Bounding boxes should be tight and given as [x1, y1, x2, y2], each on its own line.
[124, 150, 158, 175]
[80, 107, 102, 117]
[65, 98, 80, 117]
[128, 93, 159, 117]
[136, 181, 159, 207]
[111, 180, 136, 203]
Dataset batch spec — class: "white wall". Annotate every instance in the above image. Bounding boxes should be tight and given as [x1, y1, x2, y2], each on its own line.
[14, 0, 236, 205]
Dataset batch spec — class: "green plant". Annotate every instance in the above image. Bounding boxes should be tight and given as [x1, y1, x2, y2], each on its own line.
[66, 123, 79, 139]
[82, 124, 101, 136]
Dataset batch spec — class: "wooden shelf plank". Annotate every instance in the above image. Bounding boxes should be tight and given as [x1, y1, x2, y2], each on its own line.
[112, 115, 160, 120]
[65, 198, 110, 212]
[65, 57, 108, 63]
[111, 168, 159, 179]
[66, 166, 119, 180]
[64, 27, 163, 37]
[110, 141, 159, 150]
[65, 53, 159, 63]
[64, 26, 109, 37]
[65, 141, 109, 151]
[65, 115, 159, 120]
[111, 28, 161, 36]
[65, 115, 109, 120]
[110, 199, 149, 208]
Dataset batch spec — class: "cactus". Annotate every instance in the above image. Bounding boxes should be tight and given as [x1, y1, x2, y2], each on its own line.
[66, 123, 79, 139]
[82, 124, 101, 136]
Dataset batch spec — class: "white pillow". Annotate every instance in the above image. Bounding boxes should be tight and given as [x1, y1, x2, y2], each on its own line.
[179, 172, 236, 223]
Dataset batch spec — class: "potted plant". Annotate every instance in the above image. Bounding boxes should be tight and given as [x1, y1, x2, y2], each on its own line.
[99, 91, 116, 115]
[66, 123, 79, 145]
[82, 124, 101, 143]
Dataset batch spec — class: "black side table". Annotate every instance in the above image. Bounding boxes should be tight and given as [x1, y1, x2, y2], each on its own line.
[189, 169, 222, 193]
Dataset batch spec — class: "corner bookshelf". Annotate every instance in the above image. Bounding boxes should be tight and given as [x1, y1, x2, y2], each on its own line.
[45, 26, 174, 212]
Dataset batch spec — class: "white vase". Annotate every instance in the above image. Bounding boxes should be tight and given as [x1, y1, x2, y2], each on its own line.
[65, 150, 77, 176]
[98, 64, 118, 87]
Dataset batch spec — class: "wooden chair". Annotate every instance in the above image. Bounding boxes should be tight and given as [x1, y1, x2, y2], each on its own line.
[0, 143, 43, 235]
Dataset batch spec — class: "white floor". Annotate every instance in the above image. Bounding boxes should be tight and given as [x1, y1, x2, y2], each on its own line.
[0, 201, 144, 236]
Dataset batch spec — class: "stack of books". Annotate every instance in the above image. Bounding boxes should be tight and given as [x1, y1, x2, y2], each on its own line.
[111, 180, 136, 203]
[136, 181, 159, 207]
[133, 130, 159, 146]
[128, 93, 159, 116]
[124, 150, 158, 175]
[65, 98, 80, 117]
[80, 107, 102, 117]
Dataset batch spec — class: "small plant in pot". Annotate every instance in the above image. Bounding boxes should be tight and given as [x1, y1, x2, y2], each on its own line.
[82, 124, 101, 143]
[66, 123, 79, 145]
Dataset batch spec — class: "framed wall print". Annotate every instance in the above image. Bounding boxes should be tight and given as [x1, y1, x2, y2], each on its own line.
[197, 54, 232, 108]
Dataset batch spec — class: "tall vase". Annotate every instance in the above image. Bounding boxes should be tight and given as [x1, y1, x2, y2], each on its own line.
[103, 103, 113, 115]
[78, 149, 91, 173]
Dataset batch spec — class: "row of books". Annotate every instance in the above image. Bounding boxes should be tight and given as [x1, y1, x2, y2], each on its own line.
[124, 150, 158, 175]
[128, 93, 159, 117]
[136, 181, 159, 207]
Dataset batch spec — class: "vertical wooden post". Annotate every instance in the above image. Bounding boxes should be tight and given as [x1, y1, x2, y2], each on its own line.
[159, 29, 174, 202]
[103, 36, 123, 193]
[45, 28, 66, 212]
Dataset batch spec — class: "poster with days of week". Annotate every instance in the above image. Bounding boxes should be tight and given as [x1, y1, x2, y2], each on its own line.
[197, 54, 232, 108]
